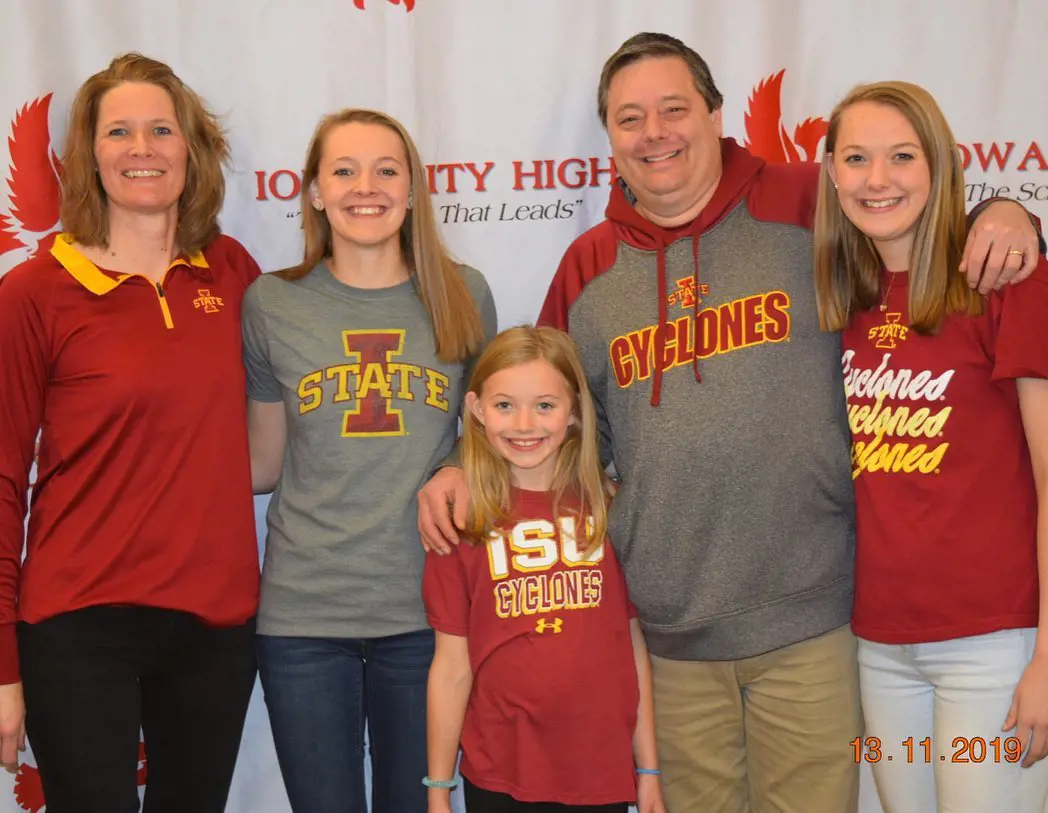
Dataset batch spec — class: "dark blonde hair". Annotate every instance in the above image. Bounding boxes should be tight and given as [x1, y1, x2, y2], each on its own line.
[60, 52, 228, 255]
[462, 326, 613, 551]
[814, 80, 981, 334]
[597, 32, 723, 127]
[278, 109, 483, 363]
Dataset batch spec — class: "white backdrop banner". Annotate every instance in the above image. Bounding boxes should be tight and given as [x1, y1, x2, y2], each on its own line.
[1, 1, 1046, 810]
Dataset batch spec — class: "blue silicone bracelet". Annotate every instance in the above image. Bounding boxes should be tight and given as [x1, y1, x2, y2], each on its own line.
[422, 776, 459, 789]
[636, 768, 661, 775]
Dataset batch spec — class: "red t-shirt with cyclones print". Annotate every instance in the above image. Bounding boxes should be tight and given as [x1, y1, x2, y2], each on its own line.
[843, 260, 1048, 645]
[423, 487, 638, 806]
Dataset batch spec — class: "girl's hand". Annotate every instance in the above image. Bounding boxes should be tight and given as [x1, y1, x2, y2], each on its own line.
[636, 772, 666, 813]
[1003, 652, 1048, 767]
[426, 789, 455, 813]
[0, 682, 25, 773]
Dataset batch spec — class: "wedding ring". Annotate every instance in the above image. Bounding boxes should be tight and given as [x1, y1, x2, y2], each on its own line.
[1007, 249, 1025, 257]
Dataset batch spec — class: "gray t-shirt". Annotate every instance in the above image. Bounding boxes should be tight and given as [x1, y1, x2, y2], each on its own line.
[242, 262, 497, 638]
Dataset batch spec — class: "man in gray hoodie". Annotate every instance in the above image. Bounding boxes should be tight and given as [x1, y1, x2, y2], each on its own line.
[419, 32, 1041, 813]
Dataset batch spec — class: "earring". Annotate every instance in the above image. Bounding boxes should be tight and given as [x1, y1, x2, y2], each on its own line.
[311, 198, 324, 211]
[407, 191, 414, 210]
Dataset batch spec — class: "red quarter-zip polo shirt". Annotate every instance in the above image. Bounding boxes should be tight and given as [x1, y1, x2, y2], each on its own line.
[0, 233, 262, 684]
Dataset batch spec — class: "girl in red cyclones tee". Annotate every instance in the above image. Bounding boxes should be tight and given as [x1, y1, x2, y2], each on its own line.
[422, 326, 665, 813]
[814, 81, 1048, 813]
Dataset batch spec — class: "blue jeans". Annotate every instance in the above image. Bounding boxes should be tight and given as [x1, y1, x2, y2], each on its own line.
[257, 629, 434, 813]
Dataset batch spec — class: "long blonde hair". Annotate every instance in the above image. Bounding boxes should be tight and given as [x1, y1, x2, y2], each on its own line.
[813, 81, 981, 334]
[278, 108, 483, 363]
[462, 326, 613, 550]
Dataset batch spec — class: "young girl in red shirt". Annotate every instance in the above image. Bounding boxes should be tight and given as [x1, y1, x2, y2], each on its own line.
[423, 325, 664, 813]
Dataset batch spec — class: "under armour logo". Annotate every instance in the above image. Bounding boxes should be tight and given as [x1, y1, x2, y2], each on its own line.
[534, 617, 563, 634]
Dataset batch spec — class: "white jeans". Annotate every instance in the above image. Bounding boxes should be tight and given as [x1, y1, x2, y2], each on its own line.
[858, 629, 1048, 813]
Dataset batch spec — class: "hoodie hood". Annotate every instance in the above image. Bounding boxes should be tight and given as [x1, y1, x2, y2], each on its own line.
[605, 138, 766, 406]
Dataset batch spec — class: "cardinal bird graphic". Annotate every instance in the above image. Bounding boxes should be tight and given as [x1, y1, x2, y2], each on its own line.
[0, 94, 63, 264]
[13, 740, 147, 811]
[353, 0, 416, 10]
[744, 70, 828, 163]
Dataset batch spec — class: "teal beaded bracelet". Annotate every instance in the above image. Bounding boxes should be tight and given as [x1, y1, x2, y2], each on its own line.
[422, 776, 459, 789]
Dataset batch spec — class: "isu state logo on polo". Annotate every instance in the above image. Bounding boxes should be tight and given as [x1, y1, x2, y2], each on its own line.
[194, 289, 225, 313]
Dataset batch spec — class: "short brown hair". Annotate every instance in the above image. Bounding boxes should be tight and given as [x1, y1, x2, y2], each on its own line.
[813, 81, 980, 335]
[278, 109, 484, 364]
[60, 53, 228, 255]
[597, 32, 724, 127]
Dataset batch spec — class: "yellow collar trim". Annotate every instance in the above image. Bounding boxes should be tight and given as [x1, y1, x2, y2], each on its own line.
[51, 233, 209, 295]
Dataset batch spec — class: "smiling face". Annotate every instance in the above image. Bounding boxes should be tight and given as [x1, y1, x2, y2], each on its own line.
[829, 101, 932, 271]
[466, 358, 577, 492]
[93, 81, 188, 218]
[605, 55, 723, 226]
[312, 121, 411, 252]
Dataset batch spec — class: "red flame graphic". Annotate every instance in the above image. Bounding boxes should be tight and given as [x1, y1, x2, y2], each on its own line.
[353, 0, 417, 10]
[744, 70, 827, 163]
[0, 94, 63, 259]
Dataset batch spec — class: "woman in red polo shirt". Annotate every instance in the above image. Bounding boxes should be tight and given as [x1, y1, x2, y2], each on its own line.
[0, 53, 260, 813]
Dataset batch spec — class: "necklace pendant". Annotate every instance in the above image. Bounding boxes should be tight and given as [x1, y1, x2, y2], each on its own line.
[879, 303, 888, 311]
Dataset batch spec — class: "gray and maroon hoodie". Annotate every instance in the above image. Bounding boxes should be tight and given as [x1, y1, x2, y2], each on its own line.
[538, 138, 854, 661]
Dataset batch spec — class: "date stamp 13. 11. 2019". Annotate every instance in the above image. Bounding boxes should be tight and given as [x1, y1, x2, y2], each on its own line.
[852, 736, 1023, 765]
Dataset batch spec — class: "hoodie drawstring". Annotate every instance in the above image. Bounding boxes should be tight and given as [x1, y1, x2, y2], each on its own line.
[691, 234, 703, 385]
[653, 233, 704, 406]
[651, 235, 703, 407]
[652, 245, 668, 407]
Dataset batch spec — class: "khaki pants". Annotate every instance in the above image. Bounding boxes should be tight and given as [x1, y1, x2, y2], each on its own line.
[652, 625, 861, 813]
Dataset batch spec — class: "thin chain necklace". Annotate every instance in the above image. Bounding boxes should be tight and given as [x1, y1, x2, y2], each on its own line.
[879, 271, 899, 312]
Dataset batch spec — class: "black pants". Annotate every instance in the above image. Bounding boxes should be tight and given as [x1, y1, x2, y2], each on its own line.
[463, 776, 630, 813]
[17, 605, 257, 813]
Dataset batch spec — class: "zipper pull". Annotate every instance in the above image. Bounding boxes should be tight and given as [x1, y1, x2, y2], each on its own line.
[156, 282, 165, 297]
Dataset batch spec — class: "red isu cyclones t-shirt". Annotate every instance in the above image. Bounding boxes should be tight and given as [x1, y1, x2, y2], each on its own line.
[843, 262, 1048, 644]
[423, 487, 638, 805]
